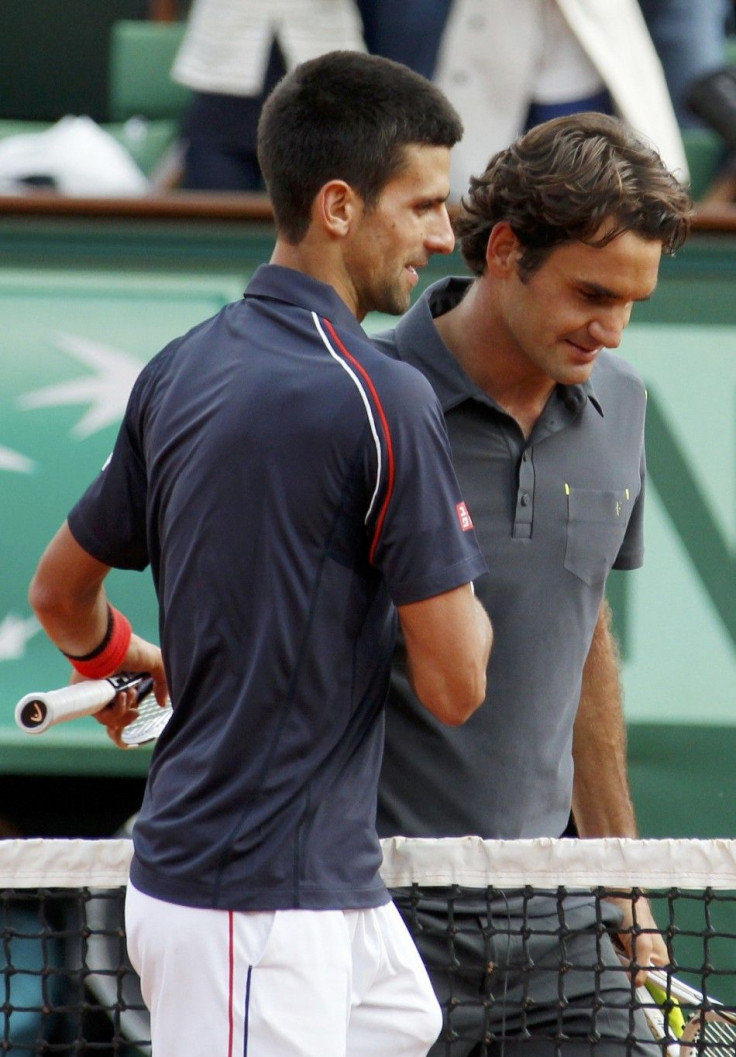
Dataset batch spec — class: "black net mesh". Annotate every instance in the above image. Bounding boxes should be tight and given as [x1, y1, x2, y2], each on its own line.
[2, 839, 736, 1057]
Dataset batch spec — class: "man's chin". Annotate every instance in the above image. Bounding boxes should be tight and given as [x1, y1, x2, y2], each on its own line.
[379, 283, 415, 317]
[562, 363, 596, 386]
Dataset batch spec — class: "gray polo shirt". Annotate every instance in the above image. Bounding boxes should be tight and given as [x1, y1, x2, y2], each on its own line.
[375, 277, 646, 840]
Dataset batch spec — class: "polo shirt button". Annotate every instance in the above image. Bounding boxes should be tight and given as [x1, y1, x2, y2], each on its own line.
[520, 493, 530, 506]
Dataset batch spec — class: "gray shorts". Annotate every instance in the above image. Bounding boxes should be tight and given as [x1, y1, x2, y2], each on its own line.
[391, 888, 660, 1057]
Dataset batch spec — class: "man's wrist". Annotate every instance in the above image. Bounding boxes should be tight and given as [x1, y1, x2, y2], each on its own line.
[62, 605, 132, 679]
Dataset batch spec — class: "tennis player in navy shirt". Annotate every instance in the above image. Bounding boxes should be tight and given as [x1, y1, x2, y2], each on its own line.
[28, 52, 492, 1057]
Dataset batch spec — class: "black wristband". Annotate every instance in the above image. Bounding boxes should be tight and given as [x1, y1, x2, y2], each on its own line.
[61, 604, 114, 662]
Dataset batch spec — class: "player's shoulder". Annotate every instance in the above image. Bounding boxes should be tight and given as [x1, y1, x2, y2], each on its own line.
[127, 306, 232, 417]
[140, 305, 233, 377]
[370, 325, 401, 362]
[333, 319, 434, 393]
[358, 330, 441, 412]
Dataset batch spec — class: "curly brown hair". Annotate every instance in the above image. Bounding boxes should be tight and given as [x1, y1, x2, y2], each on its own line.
[455, 112, 692, 279]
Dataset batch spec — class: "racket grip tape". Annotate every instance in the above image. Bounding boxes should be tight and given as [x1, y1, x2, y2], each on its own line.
[15, 672, 149, 735]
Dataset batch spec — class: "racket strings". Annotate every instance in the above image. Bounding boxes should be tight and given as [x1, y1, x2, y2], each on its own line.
[121, 692, 172, 746]
[692, 1015, 736, 1050]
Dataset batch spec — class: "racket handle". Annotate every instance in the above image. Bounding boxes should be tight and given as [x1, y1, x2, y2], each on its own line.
[15, 672, 151, 735]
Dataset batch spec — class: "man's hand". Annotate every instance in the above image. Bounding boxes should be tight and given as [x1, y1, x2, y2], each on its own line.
[71, 633, 168, 749]
[608, 892, 670, 985]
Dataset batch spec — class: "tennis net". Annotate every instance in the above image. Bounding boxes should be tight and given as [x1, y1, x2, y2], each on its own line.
[2, 836, 736, 1055]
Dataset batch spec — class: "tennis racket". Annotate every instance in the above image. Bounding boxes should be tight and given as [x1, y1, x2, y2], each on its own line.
[14, 671, 172, 746]
[640, 968, 736, 1057]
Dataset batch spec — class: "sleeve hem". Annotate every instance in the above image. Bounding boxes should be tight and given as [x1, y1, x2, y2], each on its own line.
[390, 555, 489, 607]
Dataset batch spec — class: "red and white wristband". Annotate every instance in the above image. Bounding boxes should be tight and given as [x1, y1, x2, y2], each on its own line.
[62, 605, 132, 680]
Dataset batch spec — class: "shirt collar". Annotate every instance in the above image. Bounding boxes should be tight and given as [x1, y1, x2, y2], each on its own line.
[244, 263, 366, 339]
[391, 276, 603, 417]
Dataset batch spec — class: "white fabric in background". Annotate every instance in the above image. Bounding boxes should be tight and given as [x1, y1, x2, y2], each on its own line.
[172, 0, 367, 97]
[435, 0, 689, 199]
[0, 116, 150, 197]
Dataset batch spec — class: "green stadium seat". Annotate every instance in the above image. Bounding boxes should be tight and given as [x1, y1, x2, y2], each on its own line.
[108, 19, 191, 122]
[0, 120, 52, 140]
[681, 127, 727, 200]
[108, 117, 181, 178]
[105, 19, 193, 183]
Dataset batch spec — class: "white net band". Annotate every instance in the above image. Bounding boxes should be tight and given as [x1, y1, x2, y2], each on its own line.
[2, 836, 736, 889]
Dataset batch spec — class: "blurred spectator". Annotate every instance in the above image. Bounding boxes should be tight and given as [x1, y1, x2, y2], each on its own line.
[356, 0, 453, 78]
[171, 0, 366, 191]
[434, 0, 688, 200]
[688, 65, 736, 152]
[687, 62, 736, 206]
[638, 0, 731, 128]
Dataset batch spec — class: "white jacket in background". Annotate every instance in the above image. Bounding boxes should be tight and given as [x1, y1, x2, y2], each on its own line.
[435, 0, 689, 199]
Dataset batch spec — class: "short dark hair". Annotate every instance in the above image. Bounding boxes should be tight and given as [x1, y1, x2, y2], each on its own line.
[455, 112, 692, 278]
[257, 50, 463, 243]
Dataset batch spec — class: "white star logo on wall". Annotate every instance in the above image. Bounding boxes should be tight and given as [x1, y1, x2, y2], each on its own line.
[0, 614, 41, 661]
[18, 332, 142, 438]
[0, 447, 35, 474]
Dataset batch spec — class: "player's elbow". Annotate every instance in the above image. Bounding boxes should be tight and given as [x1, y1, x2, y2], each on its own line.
[28, 573, 56, 623]
[417, 664, 488, 726]
[401, 588, 493, 725]
[28, 572, 73, 628]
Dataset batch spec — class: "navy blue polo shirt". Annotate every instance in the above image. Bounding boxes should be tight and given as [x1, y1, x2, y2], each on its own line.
[68, 265, 487, 911]
[375, 277, 646, 842]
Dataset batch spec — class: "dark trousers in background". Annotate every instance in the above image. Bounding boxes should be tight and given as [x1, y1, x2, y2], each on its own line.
[356, 0, 454, 79]
[178, 38, 285, 192]
[392, 888, 660, 1057]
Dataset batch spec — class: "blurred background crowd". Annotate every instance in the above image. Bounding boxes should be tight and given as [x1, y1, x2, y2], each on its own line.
[170, 0, 734, 199]
[0, 0, 736, 203]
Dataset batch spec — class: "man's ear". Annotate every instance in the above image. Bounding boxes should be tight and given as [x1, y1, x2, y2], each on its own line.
[313, 180, 359, 238]
[486, 221, 521, 278]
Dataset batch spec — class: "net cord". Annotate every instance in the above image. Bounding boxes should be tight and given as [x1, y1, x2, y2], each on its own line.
[2, 837, 736, 889]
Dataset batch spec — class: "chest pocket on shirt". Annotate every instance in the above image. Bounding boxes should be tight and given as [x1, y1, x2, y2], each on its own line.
[563, 487, 632, 588]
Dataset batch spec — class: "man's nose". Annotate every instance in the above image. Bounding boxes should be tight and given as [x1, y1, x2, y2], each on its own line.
[425, 206, 455, 256]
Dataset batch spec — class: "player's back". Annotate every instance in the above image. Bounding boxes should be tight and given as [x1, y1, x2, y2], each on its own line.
[123, 270, 428, 910]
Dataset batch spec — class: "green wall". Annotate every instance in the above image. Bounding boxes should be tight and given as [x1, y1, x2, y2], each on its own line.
[0, 226, 732, 843]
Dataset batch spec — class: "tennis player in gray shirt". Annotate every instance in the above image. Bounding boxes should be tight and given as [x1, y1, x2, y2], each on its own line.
[376, 113, 692, 1056]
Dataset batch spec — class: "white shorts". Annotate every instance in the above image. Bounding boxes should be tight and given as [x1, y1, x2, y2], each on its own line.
[125, 883, 441, 1057]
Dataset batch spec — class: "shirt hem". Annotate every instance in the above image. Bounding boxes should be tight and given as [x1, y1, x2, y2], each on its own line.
[129, 858, 390, 912]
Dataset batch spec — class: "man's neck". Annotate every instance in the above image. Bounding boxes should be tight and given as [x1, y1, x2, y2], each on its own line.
[434, 284, 555, 439]
[270, 237, 362, 319]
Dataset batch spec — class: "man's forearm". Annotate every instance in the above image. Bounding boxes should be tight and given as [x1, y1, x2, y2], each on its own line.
[571, 599, 638, 838]
[29, 520, 112, 656]
[572, 603, 672, 970]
